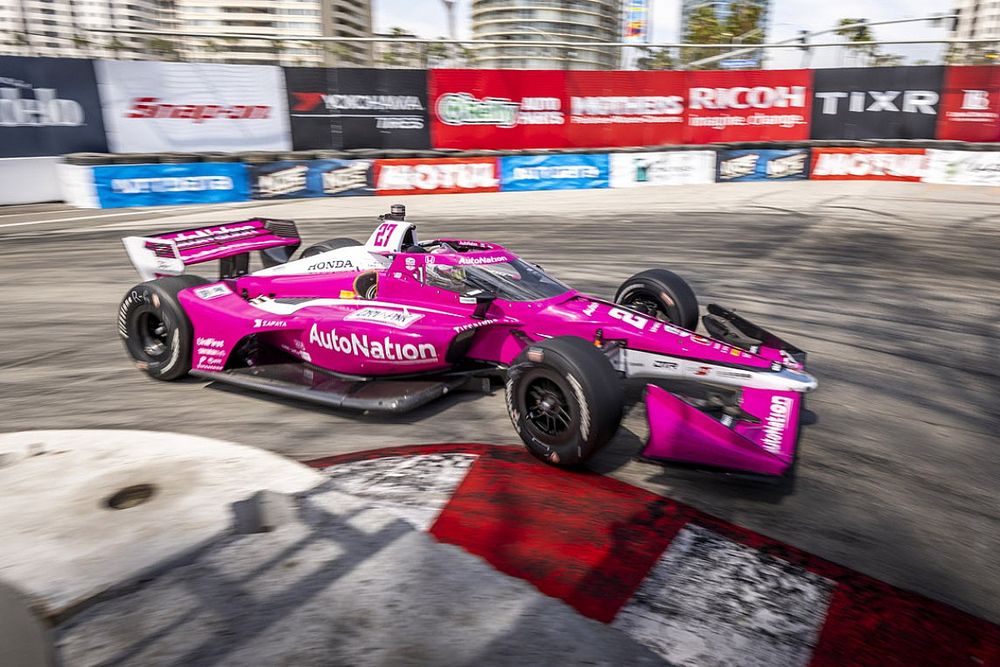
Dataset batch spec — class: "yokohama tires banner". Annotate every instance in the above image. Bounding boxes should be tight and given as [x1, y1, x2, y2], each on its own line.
[936, 66, 1000, 142]
[0, 56, 108, 157]
[810, 148, 928, 182]
[429, 70, 568, 149]
[96, 60, 291, 152]
[683, 70, 812, 143]
[285, 68, 430, 150]
[373, 158, 500, 195]
[810, 67, 944, 140]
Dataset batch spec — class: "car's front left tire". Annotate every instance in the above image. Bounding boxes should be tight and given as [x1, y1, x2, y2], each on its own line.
[506, 336, 624, 467]
[118, 275, 207, 381]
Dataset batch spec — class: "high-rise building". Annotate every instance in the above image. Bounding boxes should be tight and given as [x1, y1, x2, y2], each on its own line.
[470, 0, 623, 70]
[953, 0, 1000, 39]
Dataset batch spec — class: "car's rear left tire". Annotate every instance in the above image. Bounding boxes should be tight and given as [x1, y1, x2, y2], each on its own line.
[118, 275, 207, 381]
[301, 237, 361, 258]
[506, 336, 624, 467]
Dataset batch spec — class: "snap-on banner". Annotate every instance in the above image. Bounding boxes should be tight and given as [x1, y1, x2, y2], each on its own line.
[500, 153, 609, 191]
[809, 147, 928, 182]
[936, 66, 1000, 142]
[429, 69, 569, 149]
[683, 69, 813, 143]
[249, 159, 374, 199]
[373, 157, 500, 195]
[284, 68, 430, 150]
[564, 70, 686, 147]
[609, 151, 716, 188]
[93, 162, 250, 208]
[810, 66, 945, 140]
[95, 60, 291, 152]
[716, 148, 810, 182]
[0, 56, 108, 157]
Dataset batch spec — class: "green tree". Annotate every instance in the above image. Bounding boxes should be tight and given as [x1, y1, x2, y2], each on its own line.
[637, 47, 674, 70]
[835, 18, 875, 65]
[682, 4, 722, 67]
[108, 36, 127, 59]
[424, 38, 450, 67]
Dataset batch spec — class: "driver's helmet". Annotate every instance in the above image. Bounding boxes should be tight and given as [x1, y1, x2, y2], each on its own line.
[426, 262, 466, 289]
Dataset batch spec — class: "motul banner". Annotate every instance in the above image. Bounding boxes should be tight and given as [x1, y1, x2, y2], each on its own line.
[96, 60, 291, 152]
[429, 69, 568, 149]
[565, 70, 685, 147]
[683, 70, 812, 143]
[373, 157, 500, 195]
[810, 67, 944, 140]
[0, 56, 108, 157]
[936, 66, 1000, 142]
[284, 68, 430, 150]
[810, 147, 928, 182]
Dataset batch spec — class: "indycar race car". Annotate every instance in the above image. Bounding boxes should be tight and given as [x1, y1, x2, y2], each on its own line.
[118, 205, 816, 475]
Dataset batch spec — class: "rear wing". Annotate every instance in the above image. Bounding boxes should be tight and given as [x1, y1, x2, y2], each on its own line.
[122, 218, 300, 281]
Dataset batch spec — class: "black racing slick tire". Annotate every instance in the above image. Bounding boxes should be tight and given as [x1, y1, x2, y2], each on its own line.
[301, 237, 361, 258]
[614, 269, 700, 331]
[506, 336, 624, 467]
[118, 275, 207, 381]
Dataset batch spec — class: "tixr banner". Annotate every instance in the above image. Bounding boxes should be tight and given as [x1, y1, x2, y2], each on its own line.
[284, 68, 430, 150]
[96, 60, 291, 152]
[92, 162, 250, 208]
[936, 66, 1000, 142]
[373, 157, 500, 196]
[249, 159, 373, 199]
[716, 148, 810, 182]
[809, 147, 928, 182]
[810, 66, 945, 140]
[500, 153, 609, 191]
[0, 56, 108, 157]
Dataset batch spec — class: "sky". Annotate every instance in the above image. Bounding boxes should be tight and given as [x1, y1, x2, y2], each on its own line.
[372, 0, 956, 67]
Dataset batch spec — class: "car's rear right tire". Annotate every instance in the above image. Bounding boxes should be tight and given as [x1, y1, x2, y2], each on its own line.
[506, 336, 624, 467]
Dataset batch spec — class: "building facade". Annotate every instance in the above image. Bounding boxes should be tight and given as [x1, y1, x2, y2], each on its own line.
[470, 0, 623, 70]
[953, 0, 1000, 39]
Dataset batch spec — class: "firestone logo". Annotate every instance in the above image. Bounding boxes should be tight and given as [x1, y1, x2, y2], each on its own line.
[0, 83, 84, 127]
[309, 324, 437, 362]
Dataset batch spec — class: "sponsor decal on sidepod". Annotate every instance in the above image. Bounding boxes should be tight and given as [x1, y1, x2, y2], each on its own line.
[309, 324, 437, 361]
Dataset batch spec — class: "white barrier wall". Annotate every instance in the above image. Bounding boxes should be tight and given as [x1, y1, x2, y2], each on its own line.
[0, 157, 63, 205]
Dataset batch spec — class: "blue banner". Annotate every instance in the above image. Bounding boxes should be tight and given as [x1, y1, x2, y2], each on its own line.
[500, 154, 609, 192]
[249, 159, 374, 199]
[716, 149, 811, 182]
[94, 162, 250, 208]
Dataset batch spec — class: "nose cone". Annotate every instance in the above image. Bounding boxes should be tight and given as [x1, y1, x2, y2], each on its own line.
[778, 367, 818, 393]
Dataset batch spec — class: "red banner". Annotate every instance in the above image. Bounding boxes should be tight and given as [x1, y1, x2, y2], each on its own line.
[809, 148, 928, 182]
[684, 69, 813, 143]
[564, 70, 686, 147]
[429, 70, 568, 149]
[937, 66, 1000, 142]
[373, 157, 500, 196]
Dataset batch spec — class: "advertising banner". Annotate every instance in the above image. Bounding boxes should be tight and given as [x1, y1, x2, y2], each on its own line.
[809, 147, 928, 182]
[0, 56, 108, 157]
[96, 60, 291, 152]
[623, 0, 649, 43]
[810, 66, 944, 140]
[924, 150, 1000, 187]
[284, 68, 430, 150]
[609, 151, 716, 188]
[936, 66, 1000, 142]
[429, 69, 568, 149]
[373, 157, 500, 196]
[565, 70, 685, 147]
[716, 148, 810, 182]
[249, 159, 373, 199]
[93, 162, 250, 208]
[684, 69, 812, 143]
[500, 153, 609, 191]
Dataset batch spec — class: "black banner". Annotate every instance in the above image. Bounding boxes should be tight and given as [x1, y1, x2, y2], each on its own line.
[284, 67, 430, 150]
[810, 66, 945, 140]
[0, 56, 108, 157]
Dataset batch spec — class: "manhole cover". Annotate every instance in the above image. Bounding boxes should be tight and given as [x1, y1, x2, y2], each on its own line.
[105, 484, 156, 510]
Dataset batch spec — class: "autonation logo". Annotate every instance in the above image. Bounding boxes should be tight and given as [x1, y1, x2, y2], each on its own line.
[111, 176, 234, 194]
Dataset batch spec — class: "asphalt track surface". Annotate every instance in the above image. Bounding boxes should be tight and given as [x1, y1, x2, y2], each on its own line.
[1, 182, 998, 624]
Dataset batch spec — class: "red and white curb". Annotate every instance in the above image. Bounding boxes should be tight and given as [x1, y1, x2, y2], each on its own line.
[308, 444, 1000, 667]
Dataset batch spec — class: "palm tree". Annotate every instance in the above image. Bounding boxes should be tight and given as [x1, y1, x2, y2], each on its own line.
[835, 18, 875, 66]
[637, 47, 674, 70]
[682, 5, 721, 68]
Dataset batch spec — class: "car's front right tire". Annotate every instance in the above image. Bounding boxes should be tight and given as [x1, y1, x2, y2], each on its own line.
[506, 336, 624, 467]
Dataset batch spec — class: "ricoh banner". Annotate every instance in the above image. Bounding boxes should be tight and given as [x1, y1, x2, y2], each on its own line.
[92, 162, 250, 208]
[609, 151, 716, 188]
[716, 149, 810, 182]
[95, 60, 291, 152]
[373, 158, 500, 196]
[936, 66, 1000, 142]
[1, 56, 108, 157]
[810, 66, 945, 140]
[249, 159, 373, 199]
[284, 68, 430, 150]
[500, 154, 609, 191]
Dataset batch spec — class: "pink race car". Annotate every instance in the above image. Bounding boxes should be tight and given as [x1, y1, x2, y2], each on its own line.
[119, 205, 816, 476]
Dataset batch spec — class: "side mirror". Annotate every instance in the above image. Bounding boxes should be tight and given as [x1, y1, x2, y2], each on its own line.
[460, 288, 496, 320]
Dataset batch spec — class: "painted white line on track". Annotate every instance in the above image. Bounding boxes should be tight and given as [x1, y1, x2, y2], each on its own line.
[0, 206, 195, 230]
